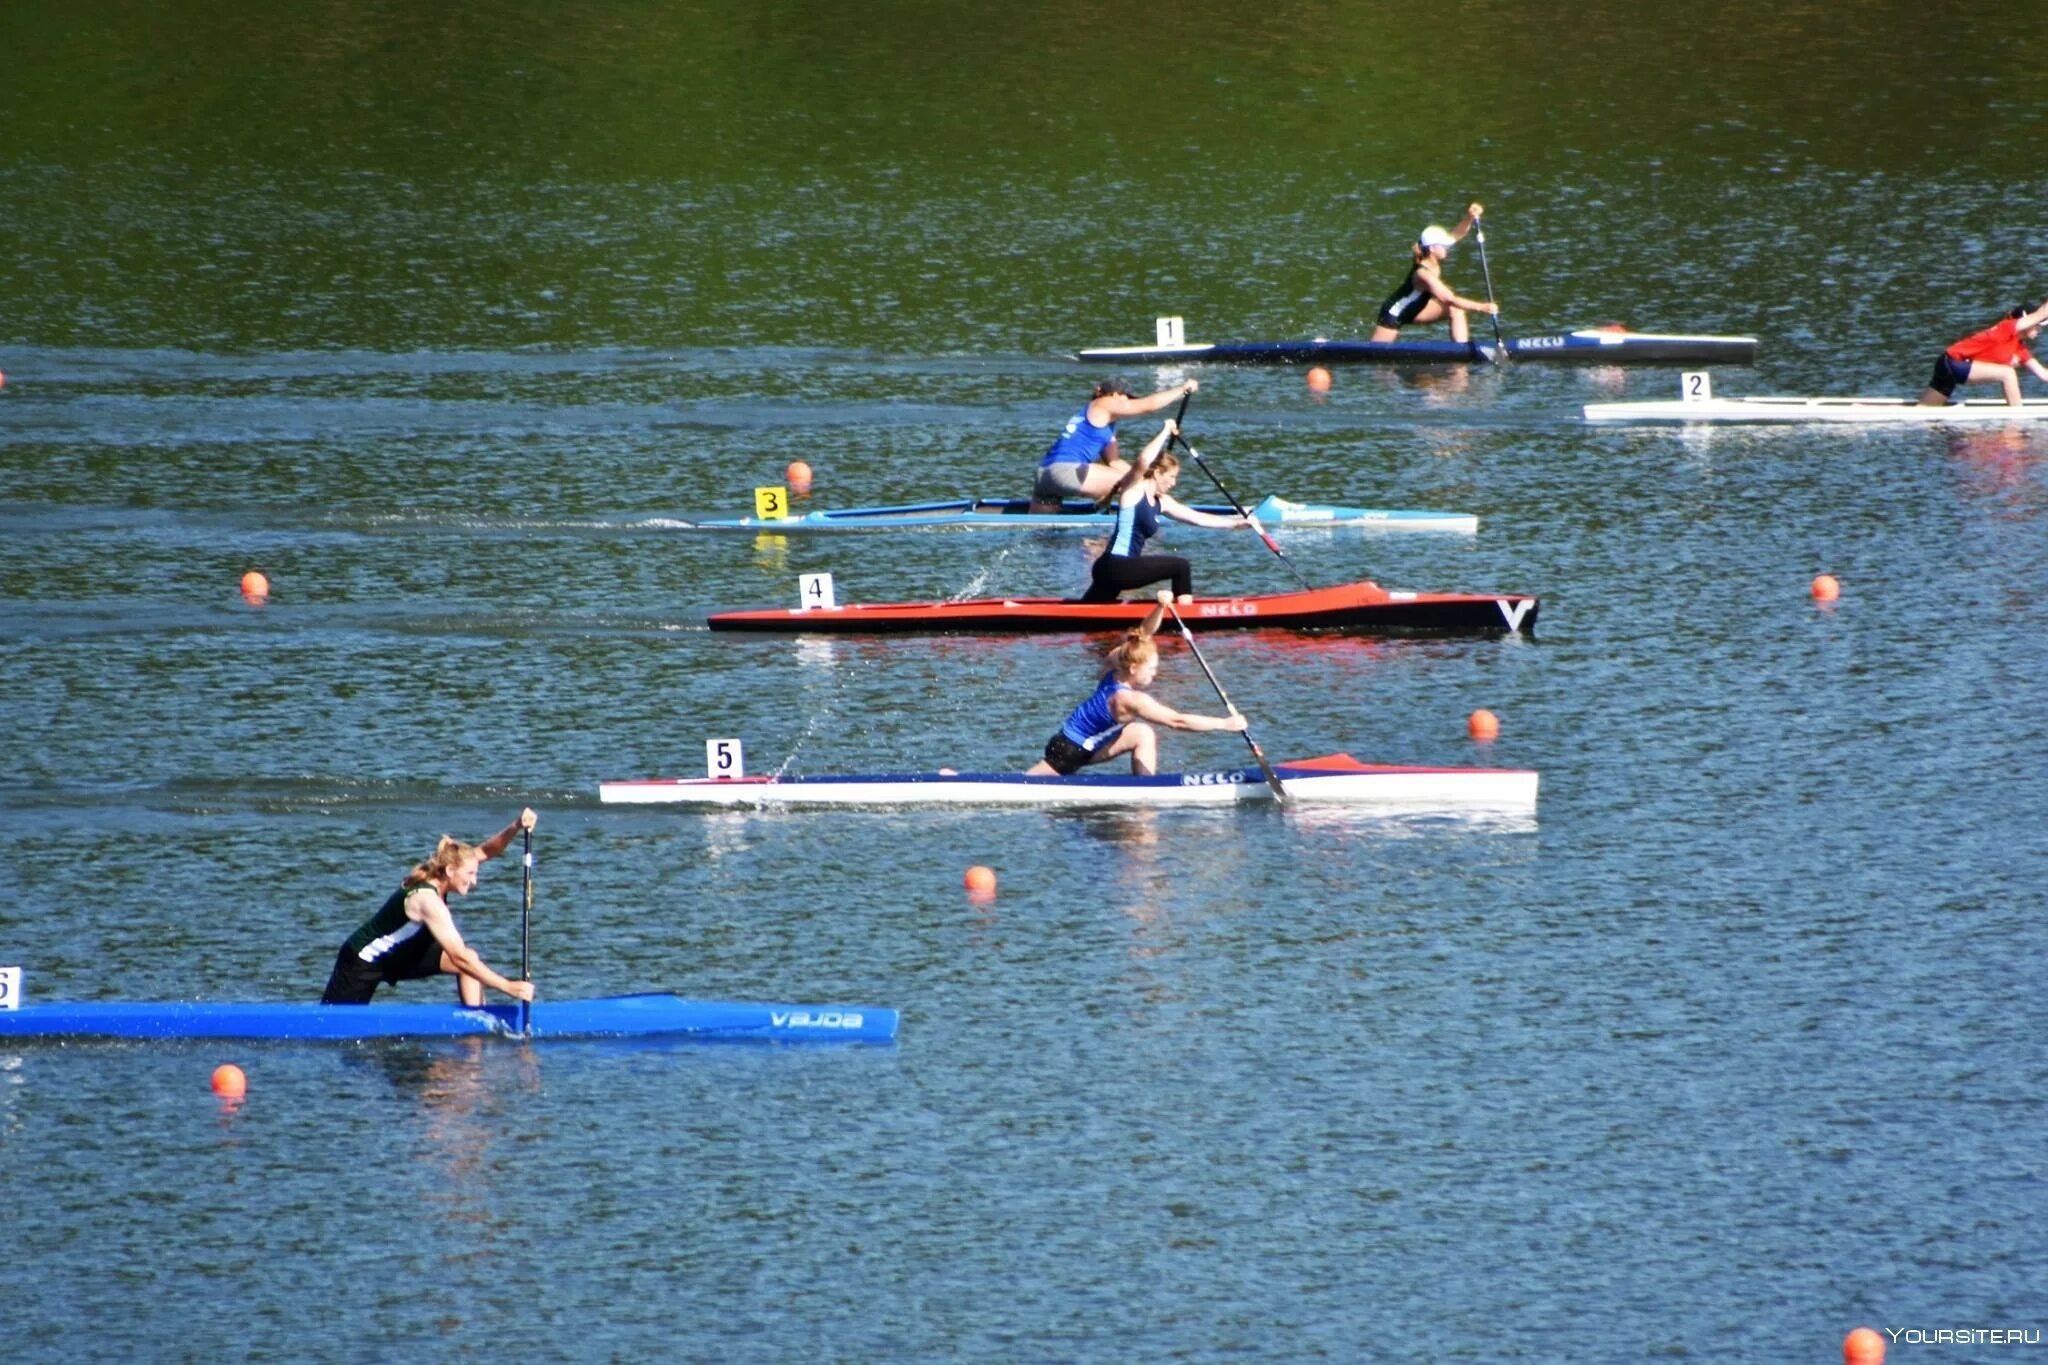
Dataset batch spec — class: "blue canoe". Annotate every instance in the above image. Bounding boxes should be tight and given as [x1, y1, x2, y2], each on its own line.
[1076, 328, 1758, 367]
[0, 993, 898, 1043]
[680, 493, 1476, 535]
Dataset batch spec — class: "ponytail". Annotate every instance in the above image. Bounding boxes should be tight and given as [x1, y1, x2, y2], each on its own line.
[1107, 627, 1158, 679]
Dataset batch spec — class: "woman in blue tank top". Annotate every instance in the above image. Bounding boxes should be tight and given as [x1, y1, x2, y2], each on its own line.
[1080, 421, 1249, 603]
[1032, 375, 1200, 509]
[1369, 201, 1498, 343]
[1025, 597, 1250, 776]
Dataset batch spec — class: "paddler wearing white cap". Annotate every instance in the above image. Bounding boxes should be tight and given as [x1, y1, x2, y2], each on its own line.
[1369, 202, 1499, 343]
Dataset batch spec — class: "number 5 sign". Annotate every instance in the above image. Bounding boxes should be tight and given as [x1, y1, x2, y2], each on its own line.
[706, 739, 745, 781]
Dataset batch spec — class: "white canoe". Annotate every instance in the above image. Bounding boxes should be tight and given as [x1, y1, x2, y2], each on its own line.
[599, 753, 1538, 812]
[1584, 396, 2048, 425]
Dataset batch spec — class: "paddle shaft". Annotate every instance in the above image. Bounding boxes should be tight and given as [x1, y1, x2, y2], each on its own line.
[519, 827, 532, 1037]
[1473, 218, 1506, 358]
[1171, 434, 1314, 589]
[1163, 602, 1287, 805]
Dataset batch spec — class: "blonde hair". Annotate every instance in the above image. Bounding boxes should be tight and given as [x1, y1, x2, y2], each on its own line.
[1107, 627, 1158, 679]
[404, 835, 483, 889]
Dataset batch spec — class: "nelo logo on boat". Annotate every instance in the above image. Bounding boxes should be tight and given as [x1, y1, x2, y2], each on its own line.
[1195, 602, 1260, 618]
[772, 1010, 863, 1030]
[1179, 771, 1250, 787]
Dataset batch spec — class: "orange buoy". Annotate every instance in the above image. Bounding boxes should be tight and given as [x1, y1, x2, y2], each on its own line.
[1812, 573, 1840, 602]
[210, 1064, 247, 1098]
[1306, 366, 1333, 394]
[240, 570, 269, 600]
[963, 865, 997, 895]
[786, 460, 814, 494]
[1467, 708, 1500, 741]
[1843, 1326, 1885, 1364]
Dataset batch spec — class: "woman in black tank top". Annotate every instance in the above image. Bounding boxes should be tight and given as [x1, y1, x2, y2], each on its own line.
[1369, 202, 1498, 342]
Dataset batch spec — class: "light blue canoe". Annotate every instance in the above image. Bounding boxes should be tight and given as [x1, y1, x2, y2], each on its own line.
[0, 993, 898, 1043]
[680, 493, 1477, 534]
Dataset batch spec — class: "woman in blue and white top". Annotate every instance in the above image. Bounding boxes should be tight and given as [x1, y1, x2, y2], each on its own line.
[1025, 595, 1250, 776]
[1369, 202, 1498, 343]
[1081, 420, 1248, 603]
[320, 809, 539, 1007]
[1032, 375, 1199, 509]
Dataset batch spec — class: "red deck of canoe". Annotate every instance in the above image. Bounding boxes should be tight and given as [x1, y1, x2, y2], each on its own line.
[706, 580, 1538, 635]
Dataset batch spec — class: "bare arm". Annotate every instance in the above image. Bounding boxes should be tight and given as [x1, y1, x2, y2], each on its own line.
[1113, 688, 1249, 734]
[410, 888, 535, 1002]
[1105, 422, 1178, 500]
[475, 807, 537, 862]
[1157, 490, 1248, 530]
[1092, 378, 1198, 423]
[1418, 261, 1495, 314]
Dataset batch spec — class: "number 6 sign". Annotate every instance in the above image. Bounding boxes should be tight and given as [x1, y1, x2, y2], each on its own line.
[0, 966, 21, 1010]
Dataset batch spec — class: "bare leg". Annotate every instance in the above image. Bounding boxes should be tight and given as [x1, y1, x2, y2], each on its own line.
[1450, 306, 1471, 343]
[1918, 388, 1951, 406]
[1095, 721, 1159, 775]
[444, 953, 485, 1007]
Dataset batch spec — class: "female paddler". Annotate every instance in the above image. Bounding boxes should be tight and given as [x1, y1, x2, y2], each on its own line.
[1026, 592, 1249, 776]
[1032, 376, 1200, 510]
[1919, 301, 2048, 406]
[1369, 202, 1499, 343]
[320, 809, 539, 1007]
[1081, 419, 1249, 603]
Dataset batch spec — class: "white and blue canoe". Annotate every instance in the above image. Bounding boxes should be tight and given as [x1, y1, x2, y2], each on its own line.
[679, 494, 1476, 535]
[1584, 395, 2048, 424]
[601, 753, 1538, 812]
[0, 993, 898, 1043]
[1078, 328, 1758, 367]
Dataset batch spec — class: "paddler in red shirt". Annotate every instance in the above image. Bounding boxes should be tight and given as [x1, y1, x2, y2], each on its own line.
[1919, 301, 2048, 406]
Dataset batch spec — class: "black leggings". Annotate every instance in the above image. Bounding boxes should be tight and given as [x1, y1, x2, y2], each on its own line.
[1082, 553, 1192, 603]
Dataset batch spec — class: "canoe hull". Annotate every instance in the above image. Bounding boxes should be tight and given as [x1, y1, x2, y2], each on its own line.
[1584, 396, 2048, 424]
[0, 993, 899, 1043]
[681, 494, 1476, 535]
[1078, 329, 1758, 366]
[600, 754, 1539, 812]
[708, 580, 1539, 636]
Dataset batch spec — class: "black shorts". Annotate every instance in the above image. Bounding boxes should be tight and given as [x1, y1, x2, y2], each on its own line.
[1040, 732, 1096, 776]
[319, 944, 440, 1004]
[1927, 353, 1970, 397]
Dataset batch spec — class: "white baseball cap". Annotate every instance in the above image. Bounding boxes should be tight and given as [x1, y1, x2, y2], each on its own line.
[1418, 225, 1456, 250]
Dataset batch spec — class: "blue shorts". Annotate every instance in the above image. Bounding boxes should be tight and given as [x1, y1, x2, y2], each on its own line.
[1927, 353, 1971, 397]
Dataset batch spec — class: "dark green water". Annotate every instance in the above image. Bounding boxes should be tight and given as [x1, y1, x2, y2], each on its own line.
[3, 4, 2046, 1360]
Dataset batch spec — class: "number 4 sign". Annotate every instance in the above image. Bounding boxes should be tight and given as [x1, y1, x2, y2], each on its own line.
[706, 739, 744, 781]
[799, 572, 836, 610]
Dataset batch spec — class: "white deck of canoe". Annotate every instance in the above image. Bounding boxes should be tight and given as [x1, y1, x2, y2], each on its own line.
[598, 766, 1539, 810]
[1584, 396, 2048, 424]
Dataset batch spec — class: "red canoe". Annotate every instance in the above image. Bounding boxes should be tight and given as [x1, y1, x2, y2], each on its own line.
[706, 580, 1538, 636]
